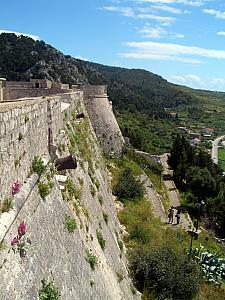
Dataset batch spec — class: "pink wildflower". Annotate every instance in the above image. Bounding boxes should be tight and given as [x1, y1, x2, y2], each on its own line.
[11, 236, 20, 246]
[12, 181, 21, 196]
[18, 222, 27, 237]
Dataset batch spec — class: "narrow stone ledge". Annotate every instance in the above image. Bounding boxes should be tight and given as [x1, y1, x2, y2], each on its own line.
[0, 174, 39, 242]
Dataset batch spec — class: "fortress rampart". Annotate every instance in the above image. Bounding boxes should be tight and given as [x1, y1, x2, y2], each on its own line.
[84, 85, 125, 155]
[0, 81, 139, 300]
[0, 80, 124, 202]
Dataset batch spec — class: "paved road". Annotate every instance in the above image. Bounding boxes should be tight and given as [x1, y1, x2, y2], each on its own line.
[211, 135, 225, 164]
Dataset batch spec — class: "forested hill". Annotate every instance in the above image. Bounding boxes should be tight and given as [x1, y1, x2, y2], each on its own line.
[89, 62, 193, 112]
[0, 33, 194, 112]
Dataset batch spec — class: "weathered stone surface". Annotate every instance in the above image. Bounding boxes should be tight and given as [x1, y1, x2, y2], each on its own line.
[0, 87, 140, 299]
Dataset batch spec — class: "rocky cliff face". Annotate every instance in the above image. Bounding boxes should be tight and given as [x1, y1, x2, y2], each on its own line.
[0, 95, 140, 300]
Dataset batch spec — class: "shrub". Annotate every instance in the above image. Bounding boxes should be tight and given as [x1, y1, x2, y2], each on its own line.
[116, 271, 124, 282]
[103, 212, 109, 224]
[98, 195, 103, 205]
[24, 114, 29, 123]
[96, 230, 106, 250]
[38, 279, 60, 300]
[18, 132, 23, 141]
[31, 156, 46, 175]
[130, 246, 201, 300]
[113, 168, 144, 201]
[38, 182, 51, 199]
[64, 178, 80, 199]
[118, 240, 123, 252]
[1, 197, 13, 213]
[64, 214, 77, 233]
[85, 249, 98, 270]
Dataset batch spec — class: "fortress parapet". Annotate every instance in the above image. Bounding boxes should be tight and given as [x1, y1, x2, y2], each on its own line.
[1, 79, 71, 101]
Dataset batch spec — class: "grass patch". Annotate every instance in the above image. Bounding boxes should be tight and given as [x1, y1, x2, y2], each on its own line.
[103, 211, 109, 224]
[64, 214, 77, 233]
[98, 195, 103, 206]
[85, 249, 98, 270]
[38, 279, 60, 300]
[1, 197, 13, 213]
[116, 271, 124, 282]
[31, 156, 46, 175]
[218, 148, 225, 171]
[38, 181, 53, 199]
[96, 229, 106, 250]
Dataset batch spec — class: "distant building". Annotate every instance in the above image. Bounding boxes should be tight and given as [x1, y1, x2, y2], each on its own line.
[189, 132, 201, 139]
[177, 126, 188, 132]
[201, 128, 214, 136]
[169, 112, 177, 119]
[190, 138, 201, 146]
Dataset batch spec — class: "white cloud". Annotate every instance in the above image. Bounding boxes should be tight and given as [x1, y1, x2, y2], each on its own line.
[103, 6, 135, 17]
[217, 31, 225, 36]
[119, 51, 202, 63]
[203, 9, 225, 19]
[75, 55, 88, 61]
[0, 29, 39, 40]
[151, 5, 184, 14]
[139, 26, 184, 39]
[137, 14, 175, 25]
[119, 41, 225, 64]
[169, 75, 225, 91]
[211, 78, 225, 91]
[120, 41, 225, 64]
[102, 6, 176, 25]
[135, 0, 208, 6]
[170, 74, 205, 87]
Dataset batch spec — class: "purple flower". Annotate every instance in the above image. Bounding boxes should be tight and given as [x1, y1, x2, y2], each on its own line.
[12, 181, 21, 196]
[18, 222, 27, 237]
[11, 236, 20, 246]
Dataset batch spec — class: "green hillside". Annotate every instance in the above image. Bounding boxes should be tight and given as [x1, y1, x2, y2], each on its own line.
[1, 33, 225, 154]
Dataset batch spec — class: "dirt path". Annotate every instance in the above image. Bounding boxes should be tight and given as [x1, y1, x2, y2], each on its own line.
[137, 154, 193, 231]
[160, 154, 193, 231]
[139, 174, 167, 223]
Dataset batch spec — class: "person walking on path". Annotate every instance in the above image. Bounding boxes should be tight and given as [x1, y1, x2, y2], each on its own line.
[168, 206, 174, 224]
[175, 207, 182, 225]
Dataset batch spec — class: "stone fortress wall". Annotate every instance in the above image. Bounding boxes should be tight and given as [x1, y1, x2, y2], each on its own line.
[0, 80, 137, 299]
[0, 90, 82, 201]
[1, 79, 70, 102]
[84, 84, 125, 156]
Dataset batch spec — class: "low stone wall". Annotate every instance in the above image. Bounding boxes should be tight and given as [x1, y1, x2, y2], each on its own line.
[3, 87, 71, 101]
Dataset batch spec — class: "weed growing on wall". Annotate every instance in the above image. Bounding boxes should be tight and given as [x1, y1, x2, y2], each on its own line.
[38, 182, 53, 199]
[0, 241, 7, 251]
[90, 185, 96, 197]
[24, 114, 29, 124]
[31, 156, 46, 175]
[18, 132, 23, 141]
[102, 211, 109, 224]
[38, 279, 60, 300]
[96, 230, 106, 250]
[64, 178, 81, 199]
[98, 195, 103, 206]
[1, 197, 13, 213]
[85, 249, 98, 270]
[116, 271, 124, 283]
[117, 240, 123, 252]
[64, 214, 77, 233]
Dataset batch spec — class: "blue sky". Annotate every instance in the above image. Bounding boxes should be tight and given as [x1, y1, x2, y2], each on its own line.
[1, 0, 225, 91]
